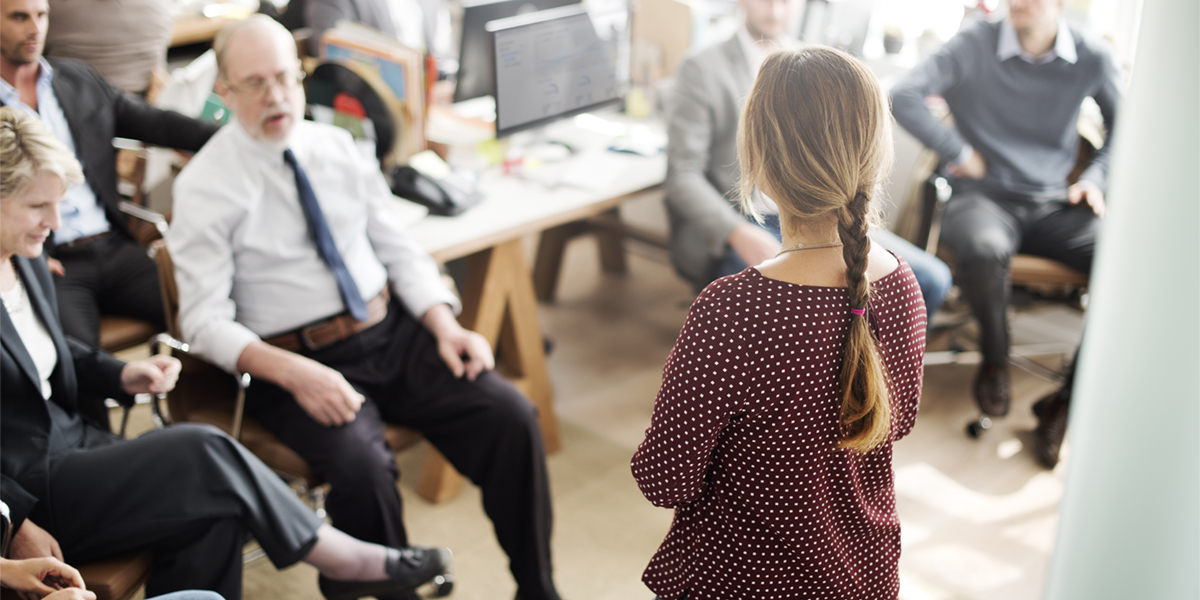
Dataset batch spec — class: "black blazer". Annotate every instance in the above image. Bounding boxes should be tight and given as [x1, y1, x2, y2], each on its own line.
[0, 58, 219, 248]
[1, 255, 130, 530]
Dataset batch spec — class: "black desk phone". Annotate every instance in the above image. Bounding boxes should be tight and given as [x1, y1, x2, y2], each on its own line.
[387, 166, 483, 217]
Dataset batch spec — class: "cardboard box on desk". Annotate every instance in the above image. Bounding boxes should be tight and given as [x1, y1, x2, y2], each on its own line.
[319, 21, 426, 162]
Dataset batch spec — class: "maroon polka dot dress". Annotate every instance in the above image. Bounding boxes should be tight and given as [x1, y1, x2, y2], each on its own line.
[632, 259, 927, 600]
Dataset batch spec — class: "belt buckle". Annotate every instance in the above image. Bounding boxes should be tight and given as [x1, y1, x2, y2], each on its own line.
[299, 319, 337, 351]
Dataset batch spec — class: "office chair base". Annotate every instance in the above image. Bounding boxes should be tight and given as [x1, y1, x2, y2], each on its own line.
[965, 415, 994, 439]
[420, 573, 455, 597]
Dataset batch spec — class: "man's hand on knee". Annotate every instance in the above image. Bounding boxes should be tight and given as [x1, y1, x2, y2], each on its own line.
[284, 359, 365, 427]
[1067, 181, 1106, 218]
[422, 304, 495, 381]
[9, 520, 62, 562]
[948, 148, 987, 180]
[238, 342, 364, 427]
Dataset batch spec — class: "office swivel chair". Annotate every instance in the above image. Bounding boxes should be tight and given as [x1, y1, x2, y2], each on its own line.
[913, 134, 1096, 438]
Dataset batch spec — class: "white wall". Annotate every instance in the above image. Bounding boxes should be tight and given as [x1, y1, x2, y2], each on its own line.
[1044, 0, 1199, 598]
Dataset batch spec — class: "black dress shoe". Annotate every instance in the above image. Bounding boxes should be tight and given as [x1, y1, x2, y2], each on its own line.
[974, 364, 1011, 417]
[319, 546, 452, 600]
[1032, 390, 1070, 469]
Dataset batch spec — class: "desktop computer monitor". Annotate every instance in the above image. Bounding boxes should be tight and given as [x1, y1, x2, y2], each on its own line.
[453, 0, 580, 103]
[488, 3, 630, 138]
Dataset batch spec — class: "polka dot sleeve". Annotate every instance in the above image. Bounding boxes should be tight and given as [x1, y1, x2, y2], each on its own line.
[632, 279, 747, 508]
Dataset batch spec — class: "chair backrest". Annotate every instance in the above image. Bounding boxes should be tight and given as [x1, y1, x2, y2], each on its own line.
[150, 239, 183, 340]
[151, 240, 238, 420]
[150, 240, 324, 484]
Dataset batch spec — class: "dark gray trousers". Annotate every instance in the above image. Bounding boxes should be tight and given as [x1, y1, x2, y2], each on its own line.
[47, 423, 323, 600]
[51, 233, 165, 347]
[939, 187, 1098, 366]
[244, 300, 558, 600]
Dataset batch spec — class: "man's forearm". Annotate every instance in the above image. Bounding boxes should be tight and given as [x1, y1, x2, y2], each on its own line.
[235, 341, 306, 391]
[421, 303, 461, 339]
[664, 170, 744, 253]
[891, 89, 967, 162]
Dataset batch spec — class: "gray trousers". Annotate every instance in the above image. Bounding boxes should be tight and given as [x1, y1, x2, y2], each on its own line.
[939, 187, 1098, 365]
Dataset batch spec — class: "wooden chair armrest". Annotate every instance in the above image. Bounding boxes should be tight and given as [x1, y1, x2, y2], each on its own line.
[119, 201, 170, 241]
[148, 334, 251, 442]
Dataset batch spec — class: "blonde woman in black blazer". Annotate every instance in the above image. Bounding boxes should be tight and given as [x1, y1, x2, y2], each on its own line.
[0, 107, 450, 600]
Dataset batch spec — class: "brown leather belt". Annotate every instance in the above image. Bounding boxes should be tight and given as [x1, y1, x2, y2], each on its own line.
[264, 287, 390, 352]
[55, 231, 114, 249]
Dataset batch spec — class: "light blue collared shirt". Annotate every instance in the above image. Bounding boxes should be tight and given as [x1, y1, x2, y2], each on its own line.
[0, 58, 109, 243]
[997, 18, 1078, 66]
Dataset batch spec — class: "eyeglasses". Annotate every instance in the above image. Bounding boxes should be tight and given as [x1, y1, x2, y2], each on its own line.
[224, 71, 305, 101]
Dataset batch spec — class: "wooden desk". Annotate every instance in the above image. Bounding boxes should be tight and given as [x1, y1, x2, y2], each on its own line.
[171, 15, 233, 48]
[405, 125, 666, 499]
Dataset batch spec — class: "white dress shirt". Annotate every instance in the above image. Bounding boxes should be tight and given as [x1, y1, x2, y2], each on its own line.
[736, 26, 798, 78]
[2, 275, 58, 400]
[169, 119, 460, 374]
[735, 26, 798, 216]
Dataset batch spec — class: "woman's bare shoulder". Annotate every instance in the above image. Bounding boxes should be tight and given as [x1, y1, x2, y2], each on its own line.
[866, 241, 901, 283]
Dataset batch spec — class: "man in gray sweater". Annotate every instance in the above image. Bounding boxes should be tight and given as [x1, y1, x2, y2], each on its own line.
[891, 0, 1120, 467]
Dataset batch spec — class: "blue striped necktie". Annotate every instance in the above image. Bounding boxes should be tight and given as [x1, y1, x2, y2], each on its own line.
[283, 149, 370, 321]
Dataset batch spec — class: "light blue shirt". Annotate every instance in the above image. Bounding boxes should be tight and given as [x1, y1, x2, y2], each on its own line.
[0, 58, 109, 243]
[950, 18, 1079, 167]
[997, 18, 1078, 65]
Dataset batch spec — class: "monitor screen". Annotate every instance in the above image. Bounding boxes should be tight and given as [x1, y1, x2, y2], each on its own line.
[489, 3, 630, 137]
[453, 0, 580, 103]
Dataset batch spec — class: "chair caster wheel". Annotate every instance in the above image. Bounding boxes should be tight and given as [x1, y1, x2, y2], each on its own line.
[429, 573, 454, 597]
[965, 416, 992, 439]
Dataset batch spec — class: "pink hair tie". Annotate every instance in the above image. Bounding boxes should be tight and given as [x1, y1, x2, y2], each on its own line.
[850, 308, 866, 316]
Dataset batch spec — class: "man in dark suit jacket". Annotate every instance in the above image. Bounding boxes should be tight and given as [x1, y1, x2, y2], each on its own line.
[0, 0, 218, 349]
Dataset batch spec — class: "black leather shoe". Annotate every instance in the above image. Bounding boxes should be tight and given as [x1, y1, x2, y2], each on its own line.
[974, 364, 1011, 417]
[319, 546, 452, 600]
[1032, 390, 1070, 469]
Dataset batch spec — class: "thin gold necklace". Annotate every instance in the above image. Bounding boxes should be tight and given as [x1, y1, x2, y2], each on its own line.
[775, 241, 843, 257]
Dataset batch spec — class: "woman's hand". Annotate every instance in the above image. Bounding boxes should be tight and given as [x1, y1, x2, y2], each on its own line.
[42, 589, 97, 600]
[9, 520, 62, 561]
[0, 556, 88, 597]
[120, 355, 181, 395]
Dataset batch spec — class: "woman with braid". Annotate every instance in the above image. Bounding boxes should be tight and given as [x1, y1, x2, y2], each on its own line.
[631, 46, 927, 600]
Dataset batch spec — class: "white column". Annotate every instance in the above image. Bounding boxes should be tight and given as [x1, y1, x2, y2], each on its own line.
[1044, 0, 1199, 598]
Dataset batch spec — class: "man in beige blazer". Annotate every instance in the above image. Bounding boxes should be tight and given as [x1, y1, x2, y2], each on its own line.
[665, 0, 951, 314]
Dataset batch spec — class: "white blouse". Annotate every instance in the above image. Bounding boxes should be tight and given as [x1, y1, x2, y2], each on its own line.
[2, 274, 58, 400]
